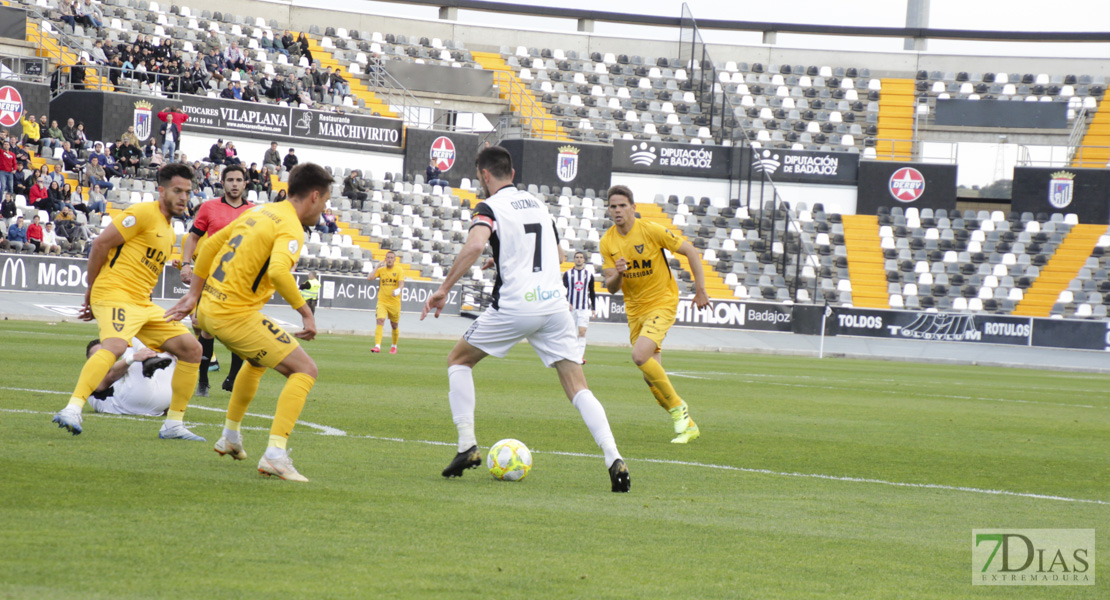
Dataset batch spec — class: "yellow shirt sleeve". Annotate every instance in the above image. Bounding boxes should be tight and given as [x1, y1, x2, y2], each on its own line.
[193, 221, 234, 280]
[115, 205, 147, 244]
[649, 222, 684, 253]
[268, 225, 306, 310]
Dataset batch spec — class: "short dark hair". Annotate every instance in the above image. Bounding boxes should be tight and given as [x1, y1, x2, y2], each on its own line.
[606, 184, 634, 205]
[221, 164, 248, 182]
[574, 251, 586, 259]
[475, 146, 513, 179]
[287, 163, 333, 198]
[86, 339, 101, 357]
[158, 162, 194, 187]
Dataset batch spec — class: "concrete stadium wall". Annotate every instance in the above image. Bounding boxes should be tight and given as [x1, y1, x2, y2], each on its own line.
[179, 0, 1110, 78]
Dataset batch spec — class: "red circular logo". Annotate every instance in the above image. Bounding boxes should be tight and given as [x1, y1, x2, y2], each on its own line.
[0, 86, 24, 128]
[888, 167, 926, 202]
[430, 136, 456, 172]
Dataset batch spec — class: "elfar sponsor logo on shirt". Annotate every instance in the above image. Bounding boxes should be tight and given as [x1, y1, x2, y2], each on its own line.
[524, 286, 564, 302]
[889, 167, 926, 202]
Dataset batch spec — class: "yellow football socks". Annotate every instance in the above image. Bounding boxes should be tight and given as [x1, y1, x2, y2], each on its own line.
[167, 360, 200, 419]
[374, 325, 384, 346]
[391, 327, 399, 346]
[270, 373, 315, 441]
[638, 357, 683, 410]
[68, 348, 117, 408]
[648, 383, 671, 409]
[226, 364, 266, 423]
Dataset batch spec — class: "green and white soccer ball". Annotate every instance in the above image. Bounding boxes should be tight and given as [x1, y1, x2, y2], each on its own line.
[487, 438, 532, 481]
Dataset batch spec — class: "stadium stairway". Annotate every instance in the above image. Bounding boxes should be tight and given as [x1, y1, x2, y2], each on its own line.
[840, 214, 890, 308]
[1072, 99, 1110, 168]
[875, 79, 914, 161]
[1012, 223, 1105, 317]
[471, 51, 568, 142]
[633, 202, 731, 299]
[26, 21, 111, 91]
[303, 36, 397, 118]
[333, 219, 428, 281]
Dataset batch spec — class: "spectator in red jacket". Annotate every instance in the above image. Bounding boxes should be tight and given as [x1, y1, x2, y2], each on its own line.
[29, 176, 49, 209]
[26, 214, 45, 253]
[157, 106, 188, 161]
[0, 140, 16, 197]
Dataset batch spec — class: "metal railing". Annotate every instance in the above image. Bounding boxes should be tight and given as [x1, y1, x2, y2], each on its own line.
[680, 2, 820, 305]
[490, 70, 565, 141]
[1066, 106, 1091, 162]
[0, 53, 50, 84]
[361, 55, 427, 126]
[863, 138, 960, 163]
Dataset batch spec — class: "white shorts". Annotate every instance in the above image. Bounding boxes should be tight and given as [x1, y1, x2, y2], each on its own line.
[463, 308, 580, 367]
[574, 309, 592, 330]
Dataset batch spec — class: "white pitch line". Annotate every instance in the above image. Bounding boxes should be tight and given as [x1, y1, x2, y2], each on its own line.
[5, 400, 1107, 507]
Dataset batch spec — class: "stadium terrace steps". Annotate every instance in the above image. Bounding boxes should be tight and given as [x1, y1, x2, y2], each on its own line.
[633, 202, 732, 300]
[840, 215, 890, 308]
[1012, 224, 1106, 317]
[303, 36, 397, 119]
[875, 79, 914, 161]
[333, 219, 426, 280]
[1072, 99, 1110, 168]
[471, 51, 569, 142]
[26, 21, 112, 92]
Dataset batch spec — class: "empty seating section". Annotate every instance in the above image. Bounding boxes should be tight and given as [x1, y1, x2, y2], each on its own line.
[6, 0, 1110, 320]
[515, 51, 880, 149]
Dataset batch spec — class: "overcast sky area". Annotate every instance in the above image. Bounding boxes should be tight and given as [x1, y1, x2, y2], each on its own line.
[295, 0, 1110, 186]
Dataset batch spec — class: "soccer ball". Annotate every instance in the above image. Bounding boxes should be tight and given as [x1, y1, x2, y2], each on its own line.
[487, 439, 532, 481]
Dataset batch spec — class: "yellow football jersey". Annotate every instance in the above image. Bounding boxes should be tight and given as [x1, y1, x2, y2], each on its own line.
[193, 201, 306, 316]
[376, 263, 405, 303]
[91, 202, 173, 304]
[600, 219, 683, 317]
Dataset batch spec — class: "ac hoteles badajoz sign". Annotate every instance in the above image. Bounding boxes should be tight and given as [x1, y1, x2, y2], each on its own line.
[181, 96, 403, 152]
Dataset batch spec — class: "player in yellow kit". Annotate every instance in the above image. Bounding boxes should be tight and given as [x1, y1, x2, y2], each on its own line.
[165, 163, 333, 482]
[368, 250, 405, 354]
[52, 163, 204, 440]
[600, 185, 711, 444]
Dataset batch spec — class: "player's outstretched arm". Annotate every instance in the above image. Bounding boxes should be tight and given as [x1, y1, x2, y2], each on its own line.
[178, 231, 201, 283]
[422, 225, 491, 320]
[602, 260, 625, 294]
[293, 302, 316, 341]
[677, 241, 711, 309]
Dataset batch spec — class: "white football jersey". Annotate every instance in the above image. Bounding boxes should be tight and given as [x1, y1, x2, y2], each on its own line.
[472, 185, 564, 315]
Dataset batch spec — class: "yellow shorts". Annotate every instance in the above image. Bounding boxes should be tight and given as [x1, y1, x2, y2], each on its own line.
[627, 307, 676, 353]
[376, 300, 401, 323]
[92, 302, 191, 351]
[197, 309, 299, 369]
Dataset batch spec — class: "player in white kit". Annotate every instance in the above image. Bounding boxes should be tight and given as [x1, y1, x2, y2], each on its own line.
[422, 146, 630, 492]
[84, 338, 177, 416]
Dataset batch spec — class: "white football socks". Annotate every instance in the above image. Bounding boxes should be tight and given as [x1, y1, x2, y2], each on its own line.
[576, 336, 587, 360]
[448, 364, 477, 452]
[572, 389, 621, 468]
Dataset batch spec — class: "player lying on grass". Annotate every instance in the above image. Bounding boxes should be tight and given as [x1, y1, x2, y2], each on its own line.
[84, 337, 175, 416]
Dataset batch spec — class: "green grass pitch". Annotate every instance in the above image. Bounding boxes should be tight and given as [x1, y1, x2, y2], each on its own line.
[0, 319, 1107, 599]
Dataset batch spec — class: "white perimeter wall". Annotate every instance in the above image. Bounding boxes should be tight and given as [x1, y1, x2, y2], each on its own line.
[180, 133, 405, 180]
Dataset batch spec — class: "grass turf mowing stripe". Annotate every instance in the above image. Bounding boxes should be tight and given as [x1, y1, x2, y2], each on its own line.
[8, 400, 1108, 507]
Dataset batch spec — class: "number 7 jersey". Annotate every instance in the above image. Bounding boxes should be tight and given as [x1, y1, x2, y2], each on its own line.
[472, 186, 565, 315]
[193, 201, 308, 316]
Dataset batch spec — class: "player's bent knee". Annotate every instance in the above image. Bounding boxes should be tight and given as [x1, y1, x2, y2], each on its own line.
[100, 337, 129, 357]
